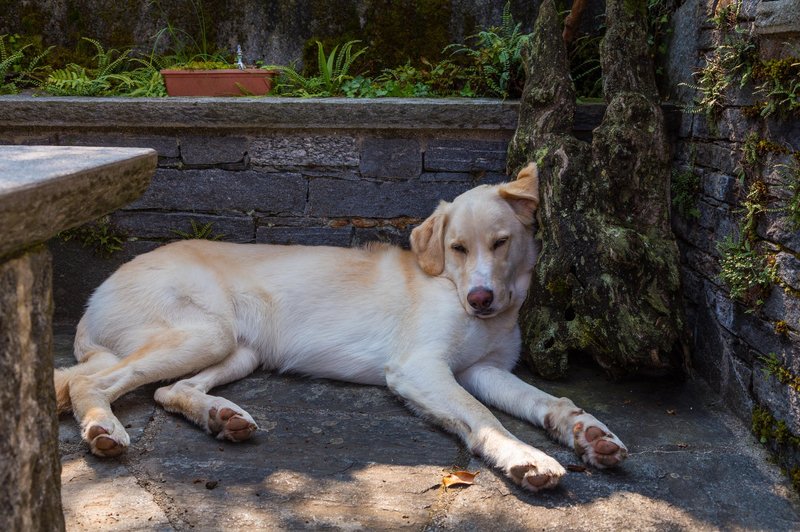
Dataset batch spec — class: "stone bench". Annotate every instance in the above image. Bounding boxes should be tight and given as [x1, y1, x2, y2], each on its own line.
[0, 145, 156, 531]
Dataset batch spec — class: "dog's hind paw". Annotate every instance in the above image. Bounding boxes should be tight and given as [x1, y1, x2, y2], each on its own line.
[208, 406, 258, 442]
[83, 420, 130, 457]
[573, 418, 628, 469]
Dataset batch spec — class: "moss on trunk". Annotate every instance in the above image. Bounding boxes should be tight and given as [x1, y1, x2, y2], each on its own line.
[510, 0, 686, 379]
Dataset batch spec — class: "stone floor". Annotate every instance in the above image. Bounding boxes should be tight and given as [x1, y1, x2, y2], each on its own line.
[54, 328, 800, 531]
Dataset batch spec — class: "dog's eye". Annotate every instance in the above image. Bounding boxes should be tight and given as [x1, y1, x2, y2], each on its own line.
[492, 237, 509, 250]
[451, 243, 468, 254]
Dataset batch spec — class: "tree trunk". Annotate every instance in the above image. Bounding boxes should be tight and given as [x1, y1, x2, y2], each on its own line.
[510, 0, 686, 379]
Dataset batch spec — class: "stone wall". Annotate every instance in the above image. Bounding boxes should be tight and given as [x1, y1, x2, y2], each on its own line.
[666, 0, 800, 475]
[0, 96, 605, 323]
[0, 0, 543, 71]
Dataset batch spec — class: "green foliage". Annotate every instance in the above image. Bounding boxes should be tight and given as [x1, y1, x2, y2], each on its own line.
[40, 38, 166, 97]
[0, 33, 52, 94]
[59, 216, 125, 258]
[568, 28, 603, 100]
[751, 56, 800, 119]
[786, 159, 800, 229]
[716, 178, 780, 308]
[444, 2, 528, 98]
[171, 219, 225, 241]
[148, 0, 230, 68]
[740, 180, 770, 239]
[168, 61, 232, 71]
[341, 59, 475, 98]
[760, 353, 800, 392]
[752, 404, 800, 448]
[671, 168, 701, 219]
[647, 0, 674, 82]
[752, 404, 800, 492]
[685, 2, 757, 118]
[717, 236, 776, 306]
[269, 40, 367, 97]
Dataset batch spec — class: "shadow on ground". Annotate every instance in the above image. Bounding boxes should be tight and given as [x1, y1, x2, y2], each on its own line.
[53, 328, 800, 531]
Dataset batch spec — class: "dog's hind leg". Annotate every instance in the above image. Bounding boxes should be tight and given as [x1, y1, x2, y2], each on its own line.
[69, 326, 235, 457]
[154, 345, 260, 442]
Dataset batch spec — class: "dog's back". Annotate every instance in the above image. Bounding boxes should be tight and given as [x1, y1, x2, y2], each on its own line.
[74, 239, 475, 386]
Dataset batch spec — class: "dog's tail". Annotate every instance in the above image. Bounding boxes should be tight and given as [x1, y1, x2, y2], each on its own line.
[55, 320, 120, 414]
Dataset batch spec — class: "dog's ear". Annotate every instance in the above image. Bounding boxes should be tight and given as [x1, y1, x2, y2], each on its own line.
[410, 202, 448, 276]
[499, 162, 540, 226]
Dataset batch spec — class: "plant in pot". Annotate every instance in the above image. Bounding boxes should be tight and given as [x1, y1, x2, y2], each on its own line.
[160, 45, 278, 96]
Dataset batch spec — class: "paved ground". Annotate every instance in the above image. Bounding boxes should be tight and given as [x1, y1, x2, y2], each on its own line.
[53, 328, 800, 531]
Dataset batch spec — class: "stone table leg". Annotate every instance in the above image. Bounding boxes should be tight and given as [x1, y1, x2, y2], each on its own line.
[0, 246, 65, 531]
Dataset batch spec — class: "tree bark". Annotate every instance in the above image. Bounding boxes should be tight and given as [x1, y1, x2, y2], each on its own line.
[510, 0, 686, 379]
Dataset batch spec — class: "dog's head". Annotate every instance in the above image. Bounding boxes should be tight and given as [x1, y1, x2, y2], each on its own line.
[410, 163, 540, 319]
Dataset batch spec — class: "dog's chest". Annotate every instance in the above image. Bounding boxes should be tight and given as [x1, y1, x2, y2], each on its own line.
[447, 318, 519, 372]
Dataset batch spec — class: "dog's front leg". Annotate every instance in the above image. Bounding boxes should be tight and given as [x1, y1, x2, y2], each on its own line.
[385, 358, 566, 491]
[456, 363, 628, 469]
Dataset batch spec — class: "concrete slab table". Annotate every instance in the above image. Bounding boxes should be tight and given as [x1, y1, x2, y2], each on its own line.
[0, 146, 156, 531]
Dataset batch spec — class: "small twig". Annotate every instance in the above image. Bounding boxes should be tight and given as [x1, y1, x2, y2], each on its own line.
[563, 0, 589, 45]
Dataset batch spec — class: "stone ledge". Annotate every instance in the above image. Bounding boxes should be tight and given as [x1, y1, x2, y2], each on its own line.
[0, 96, 607, 132]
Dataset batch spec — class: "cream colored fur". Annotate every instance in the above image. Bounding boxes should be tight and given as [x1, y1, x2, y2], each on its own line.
[55, 163, 627, 492]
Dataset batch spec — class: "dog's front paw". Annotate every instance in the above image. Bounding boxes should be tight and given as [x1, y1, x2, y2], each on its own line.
[82, 418, 130, 457]
[573, 416, 628, 469]
[208, 406, 258, 442]
[504, 448, 566, 492]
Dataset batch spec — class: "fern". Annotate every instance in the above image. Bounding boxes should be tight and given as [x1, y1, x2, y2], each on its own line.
[40, 38, 165, 97]
[268, 40, 367, 97]
[171, 220, 224, 241]
[444, 2, 528, 98]
[0, 34, 52, 94]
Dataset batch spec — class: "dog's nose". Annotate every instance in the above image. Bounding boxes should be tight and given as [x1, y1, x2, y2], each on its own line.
[467, 287, 494, 311]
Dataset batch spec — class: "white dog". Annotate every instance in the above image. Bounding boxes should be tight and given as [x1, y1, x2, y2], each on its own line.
[55, 163, 627, 492]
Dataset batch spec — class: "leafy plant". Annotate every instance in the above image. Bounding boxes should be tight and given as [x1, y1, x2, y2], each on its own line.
[774, 153, 800, 229]
[342, 59, 475, 98]
[647, 0, 674, 83]
[751, 57, 800, 118]
[270, 40, 367, 97]
[568, 28, 603, 100]
[684, 2, 757, 118]
[168, 60, 232, 70]
[445, 2, 528, 98]
[760, 353, 800, 393]
[671, 168, 701, 219]
[147, 0, 230, 68]
[717, 236, 776, 305]
[171, 219, 224, 241]
[0, 34, 52, 94]
[40, 38, 166, 97]
[59, 216, 125, 257]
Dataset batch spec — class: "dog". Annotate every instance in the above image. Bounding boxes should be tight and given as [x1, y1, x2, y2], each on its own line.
[54, 163, 627, 492]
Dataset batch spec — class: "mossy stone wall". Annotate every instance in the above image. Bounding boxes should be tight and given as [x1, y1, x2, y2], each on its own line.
[666, 0, 800, 484]
[0, 0, 540, 70]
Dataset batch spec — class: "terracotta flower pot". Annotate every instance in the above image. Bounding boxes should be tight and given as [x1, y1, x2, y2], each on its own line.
[160, 69, 279, 97]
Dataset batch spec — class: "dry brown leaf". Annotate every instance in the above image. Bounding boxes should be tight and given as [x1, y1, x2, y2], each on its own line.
[441, 470, 479, 488]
